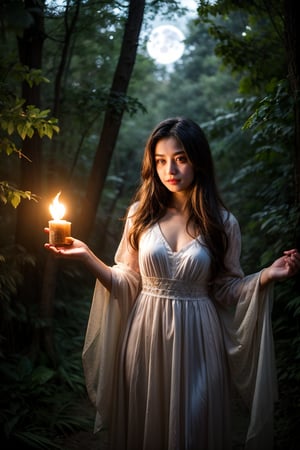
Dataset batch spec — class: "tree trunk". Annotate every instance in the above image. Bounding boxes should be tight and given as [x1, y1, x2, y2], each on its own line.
[48, 0, 81, 190]
[78, 0, 146, 241]
[15, 0, 58, 361]
[16, 0, 45, 255]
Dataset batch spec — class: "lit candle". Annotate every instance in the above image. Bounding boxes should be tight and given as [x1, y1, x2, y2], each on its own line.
[48, 192, 71, 246]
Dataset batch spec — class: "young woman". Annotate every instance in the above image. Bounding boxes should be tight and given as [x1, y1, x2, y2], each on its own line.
[45, 117, 300, 450]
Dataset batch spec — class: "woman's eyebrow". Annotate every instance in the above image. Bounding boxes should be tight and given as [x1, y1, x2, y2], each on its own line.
[155, 150, 185, 156]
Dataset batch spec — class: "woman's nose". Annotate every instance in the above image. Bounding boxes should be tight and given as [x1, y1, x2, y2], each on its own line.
[166, 160, 177, 174]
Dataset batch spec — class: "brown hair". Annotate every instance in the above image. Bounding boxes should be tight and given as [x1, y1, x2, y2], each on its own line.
[127, 117, 229, 278]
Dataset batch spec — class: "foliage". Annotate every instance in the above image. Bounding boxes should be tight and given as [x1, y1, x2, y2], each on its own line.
[0, 353, 90, 449]
[238, 81, 300, 447]
[0, 245, 35, 332]
[0, 60, 59, 207]
[240, 81, 296, 259]
[206, 80, 299, 449]
[0, 183, 38, 208]
[272, 280, 300, 449]
[197, 0, 286, 92]
[0, 266, 93, 449]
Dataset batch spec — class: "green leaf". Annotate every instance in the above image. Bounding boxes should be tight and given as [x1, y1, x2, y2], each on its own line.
[7, 121, 14, 135]
[27, 126, 34, 138]
[31, 366, 55, 385]
[17, 122, 27, 139]
[10, 193, 21, 208]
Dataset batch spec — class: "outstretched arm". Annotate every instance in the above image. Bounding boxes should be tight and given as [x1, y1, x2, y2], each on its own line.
[44, 233, 112, 291]
[260, 249, 300, 287]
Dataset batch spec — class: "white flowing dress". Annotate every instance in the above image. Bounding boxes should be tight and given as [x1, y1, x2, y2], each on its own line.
[82, 205, 277, 450]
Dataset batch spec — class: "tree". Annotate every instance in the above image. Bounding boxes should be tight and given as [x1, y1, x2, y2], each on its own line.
[14, 0, 45, 255]
[77, 0, 146, 241]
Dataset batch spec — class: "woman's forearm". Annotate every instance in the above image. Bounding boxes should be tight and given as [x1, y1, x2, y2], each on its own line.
[82, 247, 112, 291]
[259, 268, 272, 287]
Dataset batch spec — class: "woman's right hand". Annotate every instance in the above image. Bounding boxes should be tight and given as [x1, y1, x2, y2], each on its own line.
[44, 228, 89, 261]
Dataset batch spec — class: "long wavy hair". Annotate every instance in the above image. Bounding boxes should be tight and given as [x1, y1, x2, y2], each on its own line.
[127, 117, 229, 277]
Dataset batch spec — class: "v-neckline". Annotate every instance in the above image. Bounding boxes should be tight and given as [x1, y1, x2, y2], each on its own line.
[156, 223, 200, 254]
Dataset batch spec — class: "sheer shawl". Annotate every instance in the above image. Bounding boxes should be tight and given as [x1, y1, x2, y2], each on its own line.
[212, 213, 277, 449]
[82, 208, 141, 431]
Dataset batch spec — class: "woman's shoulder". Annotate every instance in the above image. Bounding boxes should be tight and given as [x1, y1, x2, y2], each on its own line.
[127, 201, 139, 217]
[220, 208, 240, 230]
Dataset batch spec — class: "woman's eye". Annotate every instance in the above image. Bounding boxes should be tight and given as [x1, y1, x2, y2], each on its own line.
[156, 159, 165, 165]
[176, 156, 187, 163]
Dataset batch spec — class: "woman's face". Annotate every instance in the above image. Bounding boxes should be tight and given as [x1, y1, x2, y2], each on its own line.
[154, 137, 195, 194]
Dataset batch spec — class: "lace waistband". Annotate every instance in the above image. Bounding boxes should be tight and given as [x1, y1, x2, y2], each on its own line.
[141, 276, 209, 300]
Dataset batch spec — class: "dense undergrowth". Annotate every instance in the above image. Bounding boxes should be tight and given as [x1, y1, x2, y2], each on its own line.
[0, 254, 94, 449]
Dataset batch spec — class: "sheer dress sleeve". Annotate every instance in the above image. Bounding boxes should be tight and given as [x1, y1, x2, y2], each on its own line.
[212, 212, 278, 450]
[82, 204, 141, 432]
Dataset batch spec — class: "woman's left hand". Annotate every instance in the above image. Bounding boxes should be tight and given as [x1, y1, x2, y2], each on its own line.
[266, 249, 300, 282]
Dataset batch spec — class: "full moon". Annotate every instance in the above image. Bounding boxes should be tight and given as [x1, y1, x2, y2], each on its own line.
[147, 25, 185, 64]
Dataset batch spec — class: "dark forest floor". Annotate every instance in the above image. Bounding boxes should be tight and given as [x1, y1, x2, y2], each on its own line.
[55, 398, 108, 450]
[58, 396, 248, 450]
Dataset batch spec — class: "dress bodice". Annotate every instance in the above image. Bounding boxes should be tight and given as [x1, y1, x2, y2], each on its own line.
[139, 223, 212, 283]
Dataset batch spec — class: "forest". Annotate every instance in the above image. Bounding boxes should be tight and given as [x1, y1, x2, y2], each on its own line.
[0, 0, 299, 449]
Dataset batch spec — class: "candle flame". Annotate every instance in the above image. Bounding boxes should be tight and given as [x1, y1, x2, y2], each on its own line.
[49, 192, 66, 220]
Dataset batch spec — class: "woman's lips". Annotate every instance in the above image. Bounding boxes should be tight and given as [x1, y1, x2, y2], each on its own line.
[166, 179, 180, 185]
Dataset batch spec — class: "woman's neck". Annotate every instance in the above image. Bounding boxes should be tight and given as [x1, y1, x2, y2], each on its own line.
[168, 193, 188, 213]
